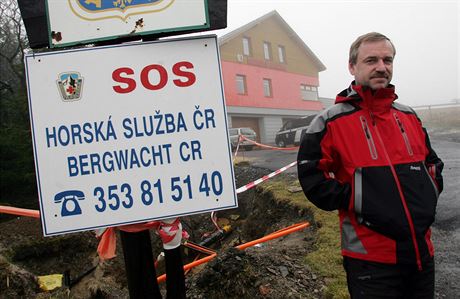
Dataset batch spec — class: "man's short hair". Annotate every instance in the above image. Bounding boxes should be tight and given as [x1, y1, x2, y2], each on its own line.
[349, 32, 396, 65]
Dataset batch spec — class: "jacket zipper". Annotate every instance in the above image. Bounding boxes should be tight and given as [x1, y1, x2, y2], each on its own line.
[393, 113, 414, 156]
[369, 111, 423, 270]
[423, 164, 440, 198]
[360, 116, 378, 159]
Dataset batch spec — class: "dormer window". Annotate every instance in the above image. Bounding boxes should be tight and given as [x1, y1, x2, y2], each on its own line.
[278, 45, 286, 64]
[263, 41, 272, 60]
[243, 37, 252, 56]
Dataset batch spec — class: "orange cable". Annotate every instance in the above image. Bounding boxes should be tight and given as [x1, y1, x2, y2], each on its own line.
[236, 222, 309, 250]
[157, 253, 217, 284]
[184, 241, 216, 255]
[0, 205, 40, 218]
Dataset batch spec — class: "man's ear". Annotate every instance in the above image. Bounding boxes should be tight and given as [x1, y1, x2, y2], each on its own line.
[348, 62, 355, 76]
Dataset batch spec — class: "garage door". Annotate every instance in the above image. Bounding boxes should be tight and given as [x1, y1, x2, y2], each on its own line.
[231, 117, 260, 142]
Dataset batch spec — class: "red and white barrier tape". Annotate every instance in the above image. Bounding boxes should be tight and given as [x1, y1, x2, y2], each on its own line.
[210, 160, 298, 232]
[236, 161, 297, 194]
[97, 218, 190, 260]
[239, 135, 298, 151]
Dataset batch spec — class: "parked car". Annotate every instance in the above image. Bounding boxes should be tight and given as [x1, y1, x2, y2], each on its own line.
[228, 127, 257, 150]
[275, 114, 317, 147]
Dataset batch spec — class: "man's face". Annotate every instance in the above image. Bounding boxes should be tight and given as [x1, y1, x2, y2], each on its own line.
[349, 40, 394, 90]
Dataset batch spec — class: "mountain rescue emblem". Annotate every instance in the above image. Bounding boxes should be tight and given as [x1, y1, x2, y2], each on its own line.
[56, 72, 84, 102]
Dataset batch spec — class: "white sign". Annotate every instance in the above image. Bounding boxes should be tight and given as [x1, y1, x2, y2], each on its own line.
[46, 0, 209, 47]
[25, 35, 237, 236]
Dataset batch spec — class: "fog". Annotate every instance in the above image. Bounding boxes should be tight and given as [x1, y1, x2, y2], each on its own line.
[214, 0, 459, 107]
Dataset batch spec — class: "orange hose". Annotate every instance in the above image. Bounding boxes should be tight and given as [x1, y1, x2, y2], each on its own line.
[157, 253, 217, 283]
[184, 255, 200, 275]
[184, 241, 216, 255]
[236, 222, 309, 250]
[0, 205, 40, 218]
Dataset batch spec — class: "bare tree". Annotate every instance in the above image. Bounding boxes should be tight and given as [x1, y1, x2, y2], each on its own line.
[0, 0, 28, 94]
[0, 0, 36, 200]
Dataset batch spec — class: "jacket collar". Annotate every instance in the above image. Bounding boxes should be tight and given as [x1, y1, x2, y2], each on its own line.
[336, 81, 398, 114]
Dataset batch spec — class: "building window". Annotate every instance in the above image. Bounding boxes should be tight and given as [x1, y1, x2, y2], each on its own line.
[300, 84, 318, 101]
[242, 37, 252, 56]
[263, 41, 272, 60]
[278, 45, 286, 64]
[236, 75, 247, 94]
[263, 78, 272, 97]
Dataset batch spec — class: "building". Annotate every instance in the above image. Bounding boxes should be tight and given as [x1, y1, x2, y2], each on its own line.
[219, 10, 326, 144]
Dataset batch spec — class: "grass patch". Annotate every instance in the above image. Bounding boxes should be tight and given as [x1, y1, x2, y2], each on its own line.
[233, 157, 250, 166]
[261, 177, 349, 299]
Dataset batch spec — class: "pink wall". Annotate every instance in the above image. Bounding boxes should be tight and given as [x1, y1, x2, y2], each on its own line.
[221, 61, 324, 111]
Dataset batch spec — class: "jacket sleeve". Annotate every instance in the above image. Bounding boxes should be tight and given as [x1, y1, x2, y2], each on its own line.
[423, 127, 444, 193]
[297, 115, 350, 211]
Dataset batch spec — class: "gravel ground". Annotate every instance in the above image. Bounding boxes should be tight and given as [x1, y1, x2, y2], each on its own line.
[428, 130, 460, 299]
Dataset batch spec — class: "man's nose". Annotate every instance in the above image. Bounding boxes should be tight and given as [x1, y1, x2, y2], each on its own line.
[376, 59, 386, 71]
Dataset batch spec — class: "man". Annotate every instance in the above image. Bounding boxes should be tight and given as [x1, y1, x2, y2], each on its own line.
[297, 32, 443, 298]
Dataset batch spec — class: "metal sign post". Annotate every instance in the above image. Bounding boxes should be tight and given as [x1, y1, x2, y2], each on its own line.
[120, 230, 161, 298]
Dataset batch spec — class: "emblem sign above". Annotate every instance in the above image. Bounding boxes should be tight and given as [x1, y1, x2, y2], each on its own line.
[45, 0, 210, 47]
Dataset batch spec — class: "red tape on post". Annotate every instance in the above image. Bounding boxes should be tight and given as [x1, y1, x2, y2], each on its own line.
[239, 134, 298, 151]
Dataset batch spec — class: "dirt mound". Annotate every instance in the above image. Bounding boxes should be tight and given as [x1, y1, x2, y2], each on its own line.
[0, 165, 322, 298]
[187, 236, 324, 299]
[0, 255, 39, 298]
[183, 165, 322, 299]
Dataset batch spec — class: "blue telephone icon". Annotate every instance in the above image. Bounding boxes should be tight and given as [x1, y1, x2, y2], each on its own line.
[54, 190, 85, 217]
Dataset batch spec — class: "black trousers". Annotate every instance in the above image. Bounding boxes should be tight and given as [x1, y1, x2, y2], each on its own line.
[343, 257, 434, 299]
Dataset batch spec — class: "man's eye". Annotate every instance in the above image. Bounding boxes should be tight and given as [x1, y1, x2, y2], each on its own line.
[384, 58, 393, 64]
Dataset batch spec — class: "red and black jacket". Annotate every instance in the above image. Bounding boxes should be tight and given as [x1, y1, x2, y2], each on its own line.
[297, 82, 443, 268]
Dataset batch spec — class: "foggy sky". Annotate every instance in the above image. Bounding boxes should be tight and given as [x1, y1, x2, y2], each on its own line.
[216, 0, 459, 107]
